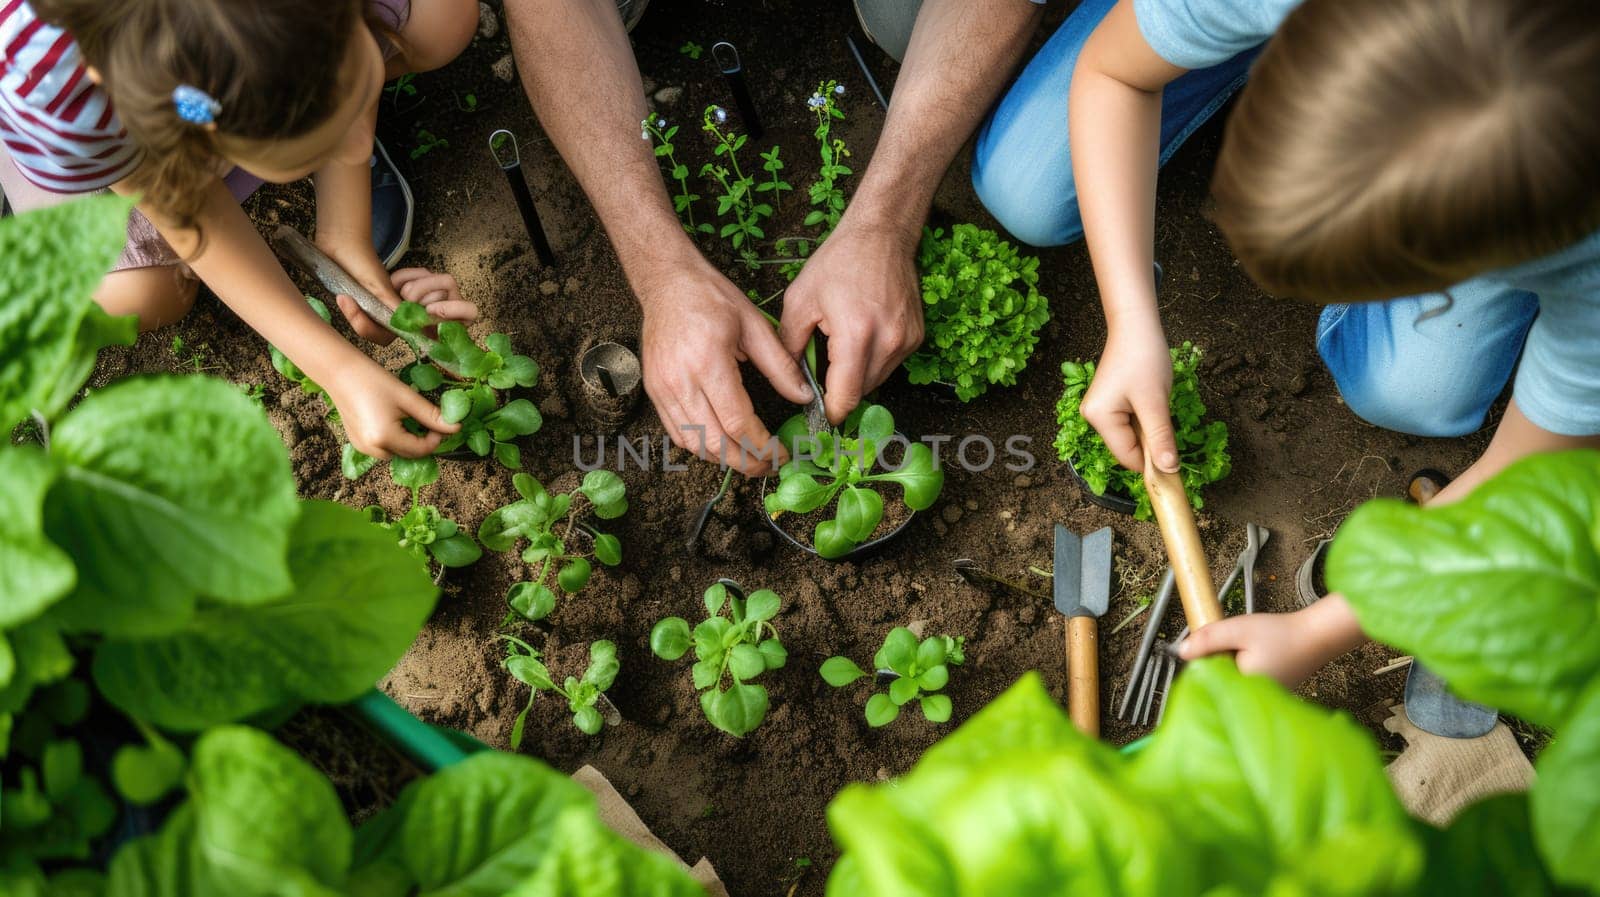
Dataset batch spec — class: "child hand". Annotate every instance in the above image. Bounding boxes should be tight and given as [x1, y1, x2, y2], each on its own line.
[1081, 322, 1178, 473]
[334, 268, 477, 345]
[1177, 609, 1333, 689]
[328, 364, 459, 460]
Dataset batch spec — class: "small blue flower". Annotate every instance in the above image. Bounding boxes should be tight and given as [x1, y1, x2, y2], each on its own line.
[657, 117, 666, 128]
[713, 106, 727, 124]
[807, 94, 826, 108]
[834, 84, 845, 95]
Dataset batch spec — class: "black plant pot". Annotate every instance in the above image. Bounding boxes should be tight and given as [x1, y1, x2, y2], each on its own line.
[757, 474, 916, 562]
[1065, 456, 1138, 516]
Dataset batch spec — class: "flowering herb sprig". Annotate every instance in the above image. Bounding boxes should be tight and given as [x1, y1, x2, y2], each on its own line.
[699, 105, 773, 268]
[757, 145, 792, 209]
[806, 81, 851, 234]
[642, 116, 703, 232]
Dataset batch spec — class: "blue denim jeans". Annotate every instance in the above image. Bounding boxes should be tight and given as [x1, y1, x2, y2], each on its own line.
[971, 0, 1259, 247]
[971, 0, 1539, 437]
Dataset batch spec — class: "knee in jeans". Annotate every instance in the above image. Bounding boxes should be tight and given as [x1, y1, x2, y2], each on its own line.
[970, 164, 1076, 248]
[1335, 372, 1483, 438]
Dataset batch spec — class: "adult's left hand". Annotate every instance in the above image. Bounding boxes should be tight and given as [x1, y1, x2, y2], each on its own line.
[780, 220, 924, 423]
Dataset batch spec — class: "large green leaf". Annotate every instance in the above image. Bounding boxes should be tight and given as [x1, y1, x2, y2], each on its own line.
[827, 673, 1196, 896]
[504, 803, 706, 897]
[1131, 659, 1422, 895]
[45, 376, 298, 637]
[350, 751, 699, 896]
[826, 665, 1424, 897]
[1532, 680, 1600, 891]
[106, 726, 350, 897]
[0, 195, 135, 427]
[1328, 450, 1600, 727]
[1420, 793, 1560, 897]
[92, 500, 437, 730]
[0, 447, 75, 629]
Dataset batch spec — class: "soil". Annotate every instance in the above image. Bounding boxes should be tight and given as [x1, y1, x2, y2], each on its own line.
[90, 0, 1498, 894]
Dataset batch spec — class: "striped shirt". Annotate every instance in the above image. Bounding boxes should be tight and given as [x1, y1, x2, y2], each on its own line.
[0, 0, 139, 193]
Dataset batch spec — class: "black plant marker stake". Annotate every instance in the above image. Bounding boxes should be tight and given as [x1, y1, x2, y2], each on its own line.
[488, 129, 555, 269]
[844, 30, 890, 111]
[712, 41, 763, 141]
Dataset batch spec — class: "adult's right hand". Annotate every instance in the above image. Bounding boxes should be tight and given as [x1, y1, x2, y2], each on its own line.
[1079, 320, 1179, 473]
[638, 261, 814, 475]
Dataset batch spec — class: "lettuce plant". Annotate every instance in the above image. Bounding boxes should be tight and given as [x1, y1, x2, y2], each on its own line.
[906, 224, 1051, 401]
[481, 471, 627, 622]
[365, 454, 481, 570]
[501, 636, 619, 745]
[765, 402, 944, 558]
[1054, 341, 1231, 519]
[650, 581, 787, 737]
[1330, 449, 1600, 892]
[821, 627, 964, 726]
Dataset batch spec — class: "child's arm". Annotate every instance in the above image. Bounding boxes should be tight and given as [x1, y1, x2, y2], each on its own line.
[310, 143, 477, 339]
[1181, 401, 1600, 686]
[114, 177, 456, 459]
[1070, 0, 1187, 474]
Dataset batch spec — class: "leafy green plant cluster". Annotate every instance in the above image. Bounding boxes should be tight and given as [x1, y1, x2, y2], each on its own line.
[1330, 450, 1600, 892]
[700, 105, 789, 267]
[775, 80, 853, 282]
[0, 197, 701, 896]
[502, 636, 619, 745]
[765, 402, 944, 558]
[650, 581, 788, 737]
[1054, 341, 1231, 519]
[906, 224, 1051, 401]
[821, 628, 965, 726]
[482, 471, 627, 623]
[365, 455, 482, 570]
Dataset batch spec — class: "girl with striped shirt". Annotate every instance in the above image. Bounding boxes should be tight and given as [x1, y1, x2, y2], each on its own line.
[0, 0, 479, 460]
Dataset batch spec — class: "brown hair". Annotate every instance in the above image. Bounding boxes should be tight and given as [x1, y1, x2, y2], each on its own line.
[1210, 0, 1600, 303]
[31, 0, 400, 236]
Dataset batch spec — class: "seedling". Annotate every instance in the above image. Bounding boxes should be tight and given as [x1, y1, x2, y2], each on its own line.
[765, 402, 944, 559]
[906, 224, 1050, 401]
[501, 636, 619, 746]
[482, 471, 627, 622]
[391, 312, 543, 471]
[1054, 341, 1231, 519]
[454, 91, 480, 113]
[649, 581, 787, 737]
[409, 127, 449, 160]
[803, 81, 851, 236]
[384, 72, 420, 111]
[821, 627, 964, 726]
[679, 40, 703, 59]
[367, 456, 482, 569]
[643, 116, 702, 231]
[699, 105, 773, 268]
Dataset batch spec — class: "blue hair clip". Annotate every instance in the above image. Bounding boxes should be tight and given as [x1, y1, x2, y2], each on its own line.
[172, 84, 220, 125]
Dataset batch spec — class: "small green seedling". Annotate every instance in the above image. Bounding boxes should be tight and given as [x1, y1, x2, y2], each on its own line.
[111, 720, 186, 806]
[409, 127, 449, 160]
[367, 456, 482, 569]
[765, 402, 944, 558]
[679, 40, 703, 59]
[390, 313, 543, 471]
[501, 636, 619, 746]
[650, 581, 787, 737]
[482, 471, 627, 622]
[821, 627, 965, 726]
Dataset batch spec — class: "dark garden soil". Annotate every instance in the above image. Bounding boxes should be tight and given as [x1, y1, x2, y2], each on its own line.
[91, 0, 1497, 894]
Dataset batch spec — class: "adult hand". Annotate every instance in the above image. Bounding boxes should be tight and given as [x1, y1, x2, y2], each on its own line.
[639, 261, 812, 475]
[327, 362, 459, 460]
[1080, 320, 1178, 472]
[780, 221, 923, 423]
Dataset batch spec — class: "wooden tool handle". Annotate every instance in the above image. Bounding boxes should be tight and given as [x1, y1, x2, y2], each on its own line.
[1068, 614, 1100, 737]
[1142, 434, 1224, 631]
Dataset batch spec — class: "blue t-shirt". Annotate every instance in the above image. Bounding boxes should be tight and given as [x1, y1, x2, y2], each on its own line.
[1133, 0, 1600, 436]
